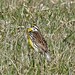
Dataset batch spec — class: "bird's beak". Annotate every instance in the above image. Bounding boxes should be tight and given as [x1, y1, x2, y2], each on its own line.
[27, 28, 33, 32]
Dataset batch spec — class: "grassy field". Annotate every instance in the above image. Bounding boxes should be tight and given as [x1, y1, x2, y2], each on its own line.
[0, 0, 75, 75]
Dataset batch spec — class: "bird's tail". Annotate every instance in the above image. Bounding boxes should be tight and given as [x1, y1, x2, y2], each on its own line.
[45, 52, 51, 62]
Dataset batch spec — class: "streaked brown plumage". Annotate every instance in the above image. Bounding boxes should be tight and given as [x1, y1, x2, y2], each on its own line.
[32, 31, 48, 53]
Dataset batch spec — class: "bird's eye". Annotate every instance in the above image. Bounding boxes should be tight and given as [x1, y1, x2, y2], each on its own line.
[33, 28, 37, 31]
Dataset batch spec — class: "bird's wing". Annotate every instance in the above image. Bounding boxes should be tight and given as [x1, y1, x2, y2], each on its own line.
[32, 31, 48, 52]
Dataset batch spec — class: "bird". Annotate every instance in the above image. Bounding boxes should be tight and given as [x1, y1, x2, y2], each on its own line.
[26, 25, 51, 62]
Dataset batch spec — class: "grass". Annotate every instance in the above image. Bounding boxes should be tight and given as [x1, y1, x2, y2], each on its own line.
[0, 0, 75, 75]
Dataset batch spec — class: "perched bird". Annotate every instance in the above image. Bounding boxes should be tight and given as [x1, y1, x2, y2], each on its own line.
[26, 26, 51, 61]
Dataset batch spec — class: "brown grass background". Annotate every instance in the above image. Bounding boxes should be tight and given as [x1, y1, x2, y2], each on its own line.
[0, 0, 75, 75]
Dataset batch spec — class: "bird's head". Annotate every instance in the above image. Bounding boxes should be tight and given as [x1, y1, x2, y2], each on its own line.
[27, 26, 38, 33]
